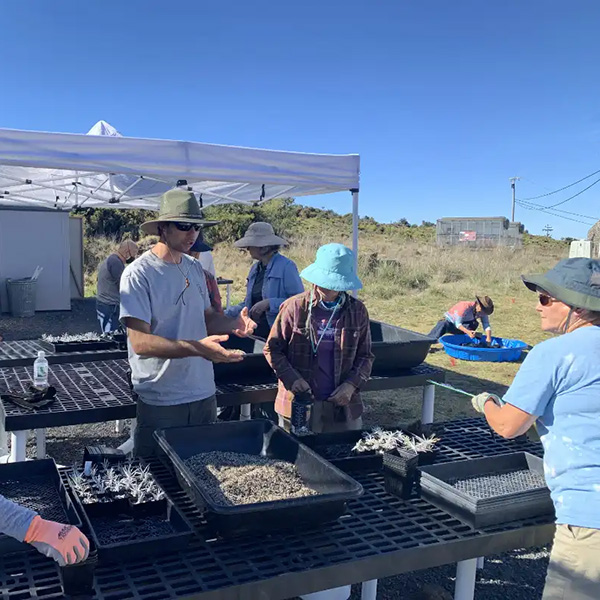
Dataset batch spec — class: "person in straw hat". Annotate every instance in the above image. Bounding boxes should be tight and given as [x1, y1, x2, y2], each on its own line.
[428, 295, 495, 343]
[227, 222, 303, 339]
[264, 243, 374, 433]
[471, 258, 600, 600]
[119, 189, 256, 457]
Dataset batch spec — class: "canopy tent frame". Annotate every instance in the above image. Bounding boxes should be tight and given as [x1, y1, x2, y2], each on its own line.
[0, 122, 361, 269]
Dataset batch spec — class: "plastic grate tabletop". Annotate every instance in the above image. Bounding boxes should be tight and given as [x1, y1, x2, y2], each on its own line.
[0, 359, 446, 429]
[0, 360, 135, 430]
[0, 419, 553, 600]
[0, 340, 127, 368]
[433, 418, 544, 463]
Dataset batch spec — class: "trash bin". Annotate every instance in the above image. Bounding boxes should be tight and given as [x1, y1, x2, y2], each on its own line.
[6, 278, 37, 318]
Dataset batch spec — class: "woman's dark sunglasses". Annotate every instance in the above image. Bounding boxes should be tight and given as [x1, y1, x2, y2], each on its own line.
[173, 222, 201, 232]
[538, 293, 553, 306]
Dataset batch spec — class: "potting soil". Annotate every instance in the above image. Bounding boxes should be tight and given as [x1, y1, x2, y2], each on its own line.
[448, 469, 546, 499]
[91, 515, 175, 544]
[184, 451, 317, 506]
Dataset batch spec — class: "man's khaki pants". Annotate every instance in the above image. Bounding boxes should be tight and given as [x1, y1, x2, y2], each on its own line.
[543, 524, 600, 599]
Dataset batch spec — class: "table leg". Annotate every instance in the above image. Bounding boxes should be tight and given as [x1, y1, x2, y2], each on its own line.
[422, 384, 435, 424]
[454, 559, 477, 600]
[476, 557, 484, 569]
[240, 404, 251, 421]
[361, 579, 378, 600]
[115, 420, 125, 434]
[117, 419, 137, 455]
[226, 284, 231, 310]
[9, 431, 27, 462]
[36, 429, 46, 459]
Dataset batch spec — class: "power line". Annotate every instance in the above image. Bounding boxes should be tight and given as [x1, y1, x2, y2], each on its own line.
[516, 198, 600, 221]
[515, 201, 596, 225]
[543, 175, 600, 209]
[519, 168, 600, 201]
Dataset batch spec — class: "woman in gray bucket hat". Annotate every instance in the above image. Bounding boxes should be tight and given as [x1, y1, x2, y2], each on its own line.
[227, 222, 303, 338]
[471, 258, 600, 599]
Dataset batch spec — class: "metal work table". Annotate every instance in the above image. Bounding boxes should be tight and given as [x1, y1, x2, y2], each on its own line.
[0, 360, 445, 461]
[0, 418, 554, 600]
[0, 340, 127, 368]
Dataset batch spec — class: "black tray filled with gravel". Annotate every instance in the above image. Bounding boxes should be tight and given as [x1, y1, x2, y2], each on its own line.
[65, 459, 192, 561]
[301, 430, 383, 473]
[155, 420, 363, 537]
[39, 332, 119, 353]
[0, 459, 81, 556]
[419, 452, 554, 527]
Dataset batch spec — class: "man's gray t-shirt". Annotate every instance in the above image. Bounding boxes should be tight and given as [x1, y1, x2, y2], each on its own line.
[119, 250, 215, 406]
[97, 254, 125, 305]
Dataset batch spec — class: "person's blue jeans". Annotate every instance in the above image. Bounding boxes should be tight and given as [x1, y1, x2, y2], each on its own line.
[96, 301, 120, 333]
[429, 319, 478, 340]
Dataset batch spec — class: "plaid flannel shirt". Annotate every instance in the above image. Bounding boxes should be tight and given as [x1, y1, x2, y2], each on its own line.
[263, 291, 374, 422]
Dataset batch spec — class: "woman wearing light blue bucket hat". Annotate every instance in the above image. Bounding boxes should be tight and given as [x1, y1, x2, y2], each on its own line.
[264, 243, 374, 433]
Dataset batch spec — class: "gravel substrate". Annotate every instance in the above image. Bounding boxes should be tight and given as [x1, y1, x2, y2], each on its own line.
[184, 451, 316, 506]
[0, 298, 100, 341]
[448, 470, 547, 499]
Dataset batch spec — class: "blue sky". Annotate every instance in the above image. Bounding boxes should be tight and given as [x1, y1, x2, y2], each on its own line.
[1, 0, 599, 238]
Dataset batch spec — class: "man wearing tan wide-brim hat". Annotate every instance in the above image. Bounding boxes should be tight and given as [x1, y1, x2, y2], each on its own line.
[119, 189, 257, 457]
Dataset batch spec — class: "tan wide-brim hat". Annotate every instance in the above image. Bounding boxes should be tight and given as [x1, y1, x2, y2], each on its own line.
[234, 222, 288, 248]
[140, 189, 220, 235]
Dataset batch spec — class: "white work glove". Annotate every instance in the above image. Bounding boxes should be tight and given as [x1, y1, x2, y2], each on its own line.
[471, 393, 502, 414]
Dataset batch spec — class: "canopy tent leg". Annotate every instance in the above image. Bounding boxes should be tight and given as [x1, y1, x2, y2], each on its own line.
[351, 189, 359, 297]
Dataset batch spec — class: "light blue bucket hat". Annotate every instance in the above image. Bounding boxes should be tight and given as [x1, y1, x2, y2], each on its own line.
[300, 243, 362, 291]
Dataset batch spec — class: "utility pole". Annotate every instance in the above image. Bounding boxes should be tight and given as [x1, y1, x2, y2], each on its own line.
[509, 176, 520, 222]
[543, 224, 553, 237]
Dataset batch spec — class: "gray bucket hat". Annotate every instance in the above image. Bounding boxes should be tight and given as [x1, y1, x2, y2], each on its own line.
[140, 189, 220, 235]
[522, 258, 600, 311]
[234, 222, 287, 248]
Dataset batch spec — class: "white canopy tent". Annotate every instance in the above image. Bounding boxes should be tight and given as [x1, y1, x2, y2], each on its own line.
[0, 121, 361, 260]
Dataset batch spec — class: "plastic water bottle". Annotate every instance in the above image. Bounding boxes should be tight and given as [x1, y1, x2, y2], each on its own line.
[33, 351, 49, 389]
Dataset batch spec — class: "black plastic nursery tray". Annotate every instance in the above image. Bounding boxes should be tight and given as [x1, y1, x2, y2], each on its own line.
[64, 459, 193, 562]
[370, 321, 437, 373]
[155, 419, 363, 537]
[211, 321, 436, 384]
[39, 339, 119, 353]
[212, 335, 272, 383]
[419, 452, 554, 527]
[301, 430, 384, 473]
[0, 459, 81, 556]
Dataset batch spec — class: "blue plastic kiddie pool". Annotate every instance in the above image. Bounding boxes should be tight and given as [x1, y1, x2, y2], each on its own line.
[440, 334, 528, 362]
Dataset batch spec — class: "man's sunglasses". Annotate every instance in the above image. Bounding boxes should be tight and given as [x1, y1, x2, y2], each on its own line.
[538, 293, 553, 306]
[173, 222, 201, 232]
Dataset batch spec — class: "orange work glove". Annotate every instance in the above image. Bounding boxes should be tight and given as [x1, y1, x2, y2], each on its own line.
[24, 516, 89, 566]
